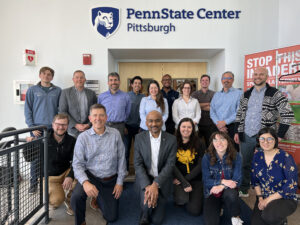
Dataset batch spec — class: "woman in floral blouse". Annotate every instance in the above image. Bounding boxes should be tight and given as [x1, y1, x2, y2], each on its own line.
[251, 127, 298, 225]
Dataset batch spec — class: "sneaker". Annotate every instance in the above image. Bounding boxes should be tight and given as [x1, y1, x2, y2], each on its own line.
[239, 190, 249, 198]
[231, 217, 243, 225]
[64, 200, 74, 216]
[90, 197, 99, 211]
[28, 184, 37, 194]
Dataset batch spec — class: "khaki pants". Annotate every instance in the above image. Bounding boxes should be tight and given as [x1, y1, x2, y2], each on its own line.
[44, 169, 77, 208]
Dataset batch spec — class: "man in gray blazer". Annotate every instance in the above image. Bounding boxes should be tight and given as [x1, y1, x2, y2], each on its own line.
[59, 70, 97, 137]
[134, 110, 177, 225]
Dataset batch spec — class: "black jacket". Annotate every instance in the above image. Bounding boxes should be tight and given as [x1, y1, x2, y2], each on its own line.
[23, 129, 76, 178]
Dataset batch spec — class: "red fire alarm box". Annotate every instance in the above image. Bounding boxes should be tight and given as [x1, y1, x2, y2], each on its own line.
[83, 54, 92, 65]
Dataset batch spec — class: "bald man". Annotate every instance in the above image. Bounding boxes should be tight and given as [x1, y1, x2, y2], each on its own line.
[134, 111, 177, 225]
[234, 67, 294, 197]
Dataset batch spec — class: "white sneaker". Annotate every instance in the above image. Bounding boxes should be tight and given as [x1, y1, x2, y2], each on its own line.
[231, 217, 243, 225]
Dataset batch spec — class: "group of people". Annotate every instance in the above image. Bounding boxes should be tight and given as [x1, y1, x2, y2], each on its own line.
[23, 66, 298, 225]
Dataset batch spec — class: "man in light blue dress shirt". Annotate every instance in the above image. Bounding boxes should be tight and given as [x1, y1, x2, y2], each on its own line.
[210, 71, 242, 143]
[98, 72, 131, 141]
[71, 104, 126, 225]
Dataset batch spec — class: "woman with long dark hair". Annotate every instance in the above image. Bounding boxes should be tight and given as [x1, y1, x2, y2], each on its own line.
[173, 118, 205, 215]
[139, 80, 168, 131]
[202, 131, 243, 225]
[251, 127, 298, 225]
[172, 81, 201, 130]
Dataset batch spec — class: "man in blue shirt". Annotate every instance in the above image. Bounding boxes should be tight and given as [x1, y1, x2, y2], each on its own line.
[210, 71, 242, 143]
[161, 74, 179, 134]
[71, 104, 126, 225]
[97, 72, 131, 141]
[125, 76, 145, 170]
[24, 66, 61, 194]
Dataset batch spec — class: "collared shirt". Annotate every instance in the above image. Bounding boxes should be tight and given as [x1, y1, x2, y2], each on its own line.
[244, 86, 266, 137]
[210, 88, 242, 125]
[139, 96, 169, 131]
[161, 89, 179, 125]
[191, 89, 215, 126]
[126, 91, 145, 127]
[172, 97, 201, 127]
[149, 131, 161, 177]
[72, 126, 126, 185]
[97, 90, 131, 122]
[251, 149, 298, 201]
[75, 88, 88, 123]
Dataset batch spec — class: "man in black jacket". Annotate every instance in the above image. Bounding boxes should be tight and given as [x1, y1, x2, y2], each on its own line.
[24, 113, 76, 215]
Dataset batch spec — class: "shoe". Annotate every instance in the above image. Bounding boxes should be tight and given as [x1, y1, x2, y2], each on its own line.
[28, 184, 37, 194]
[231, 217, 243, 225]
[239, 190, 249, 198]
[139, 213, 150, 225]
[64, 200, 74, 216]
[90, 197, 99, 211]
[282, 218, 288, 225]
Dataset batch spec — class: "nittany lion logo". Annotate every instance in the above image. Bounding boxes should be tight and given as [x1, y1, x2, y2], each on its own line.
[91, 7, 120, 38]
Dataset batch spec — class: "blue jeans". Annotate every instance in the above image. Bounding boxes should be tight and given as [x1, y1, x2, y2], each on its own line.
[240, 133, 257, 192]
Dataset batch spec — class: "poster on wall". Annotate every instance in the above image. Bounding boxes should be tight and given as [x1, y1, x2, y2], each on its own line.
[244, 45, 300, 166]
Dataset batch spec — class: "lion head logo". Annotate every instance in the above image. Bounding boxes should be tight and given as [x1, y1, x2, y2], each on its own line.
[91, 7, 120, 38]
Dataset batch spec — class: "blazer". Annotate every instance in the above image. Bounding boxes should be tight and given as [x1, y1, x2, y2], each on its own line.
[134, 130, 177, 197]
[59, 86, 97, 137]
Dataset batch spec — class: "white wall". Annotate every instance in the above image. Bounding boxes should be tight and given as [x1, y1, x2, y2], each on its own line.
[0, 0, 297, 130]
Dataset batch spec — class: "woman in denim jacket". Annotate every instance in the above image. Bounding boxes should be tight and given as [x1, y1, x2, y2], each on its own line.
[202, 131, 243, 225]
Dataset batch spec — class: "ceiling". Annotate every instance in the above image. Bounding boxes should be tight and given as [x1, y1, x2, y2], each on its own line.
[108, 48, 224, 60]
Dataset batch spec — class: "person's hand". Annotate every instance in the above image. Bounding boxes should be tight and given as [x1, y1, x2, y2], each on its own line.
[83, 181, 98, 197]
[75, 124, 86, 132]
[32, 130, 42, 137]
[124, 127, 128, 135]
[184, 186, 192, 192]
[221, 179, 237, 189]
[112, 184, 123, 199]
[258, 197, 269, 210]
[216, 120, 226, 129]
[173, 178, 181, 185]
[26, 136, 35, 142]
[210, 185, 225, 195]
[144, 182, 159, 208]
[234, 133, 239, 144]
[278, 137, 283, 142]
[62, 177, 73, 190]
[82, 124, 90, 131]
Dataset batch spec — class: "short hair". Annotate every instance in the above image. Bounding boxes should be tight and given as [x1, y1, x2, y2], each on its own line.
[108, 72, 120, 81]
[201, 74, 211, 81]
[89, 104, 106, 115]
[73, 70, 85, 77]
[39, 67, 54, 77]
[222, 71, 234, 79]
[257, 127, 279, 149]
[52, 113, 69, 123]
[162, 74, 172, 80]
[180, 80, 192, 94]
[130, 76, 143, 84]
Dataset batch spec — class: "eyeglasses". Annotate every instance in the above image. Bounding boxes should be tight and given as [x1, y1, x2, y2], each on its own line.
[221, 77, 233, 81]
[54, 123, 68, 127]
[259, 137, 275, 143]
[183, 87, 191, 89]
[213, 138, 227, 143]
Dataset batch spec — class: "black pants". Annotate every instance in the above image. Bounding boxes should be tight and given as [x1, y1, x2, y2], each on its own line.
[173, 180, 203, 216]
[165, 120, 176, 135]
[70, 172, 119, 225]
[198, 124, 218, 148]
[124, 124, 139, 170]
[251, 198, 297, 225]
[203, 189, 240, 225]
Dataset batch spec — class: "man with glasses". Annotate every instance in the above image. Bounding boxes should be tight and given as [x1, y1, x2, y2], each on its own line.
[210, 71, 242, 142]
[24, 113, 76, 215]
[234, 67, 294, 197]
[161, 74, 179, 134]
